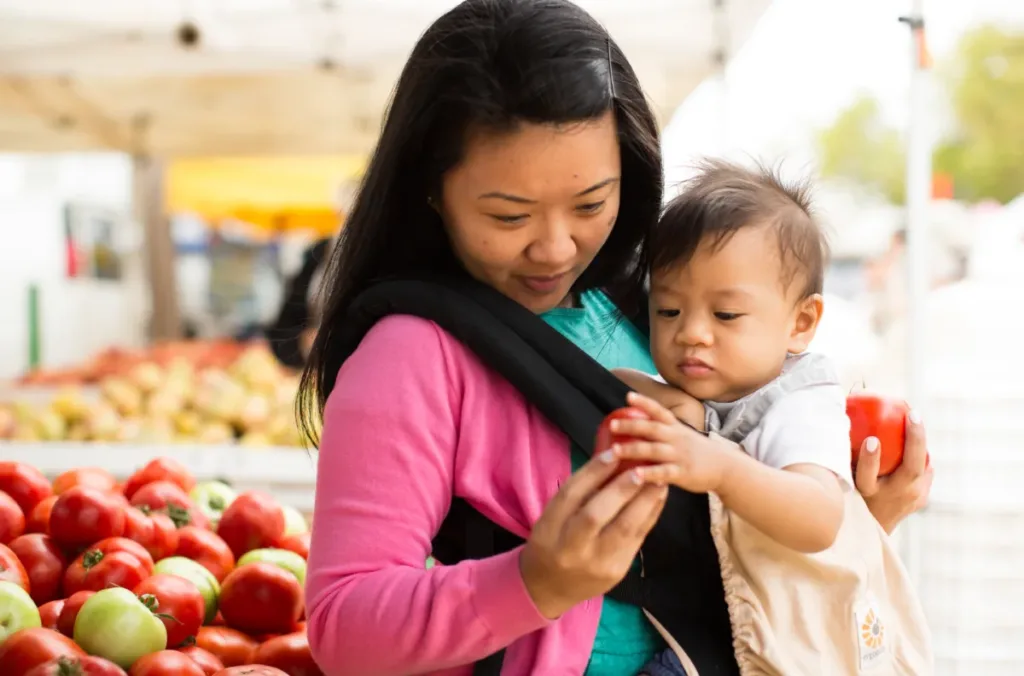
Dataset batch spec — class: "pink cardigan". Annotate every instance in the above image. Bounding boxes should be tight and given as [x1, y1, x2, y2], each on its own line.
[305, 315, 603, 675]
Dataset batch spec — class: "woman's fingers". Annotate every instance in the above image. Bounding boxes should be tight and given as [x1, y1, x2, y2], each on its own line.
[603, 484, 668, 540]
[854, 436, 882, 497]
[562, 468, 647, 548]
[626, 391, 678, 424]
[543, 448, 625, 525]
[896, 410, 929, 480]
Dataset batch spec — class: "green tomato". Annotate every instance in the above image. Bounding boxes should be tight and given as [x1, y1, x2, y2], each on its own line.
[238, 548, 307, 585]
[0, 580, 41, 645]
[153, 556, 221, 624]
[189, 481, 238, 527]
[73, 587, 167, 667]
[281, 505, 308, 536]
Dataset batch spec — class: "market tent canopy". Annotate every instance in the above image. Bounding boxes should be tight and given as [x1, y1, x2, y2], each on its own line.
[166, 155, 365, 235]
[0, 0, 772, 156]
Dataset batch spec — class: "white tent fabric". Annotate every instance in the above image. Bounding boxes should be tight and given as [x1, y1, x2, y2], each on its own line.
[0, 0, 772, 156]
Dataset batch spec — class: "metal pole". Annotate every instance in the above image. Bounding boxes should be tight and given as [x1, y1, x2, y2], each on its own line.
[899, 0, 932, 588]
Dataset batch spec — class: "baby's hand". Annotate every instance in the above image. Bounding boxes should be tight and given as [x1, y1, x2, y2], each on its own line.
[610, 392, 731, 494]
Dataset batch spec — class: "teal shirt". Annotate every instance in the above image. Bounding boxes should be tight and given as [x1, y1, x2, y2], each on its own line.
[542, 290, 665, 676]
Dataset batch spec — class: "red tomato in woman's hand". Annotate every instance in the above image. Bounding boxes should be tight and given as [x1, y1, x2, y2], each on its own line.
[63, 538, 153, 595]
[123, 458, 196, 500]
[195, 627, 259, 667]
[219, 563, 303, 635]
[8, 533, 67, 604]
[0, 627, 86, 673]
[38, 599, 65, 630]
[274, 532, 310, 560]
[52, 467, 118, 496]
[131, 481, 206, 530]
[26, 495, 58, 535]
[57, 590, 95, 637]
[25, 654, 127, 676]
[133, 574, 205, 648]
[123, 506, 180, 561]
[175, 526, 235, 582]
[847, 393, 911, 477]
[216, 492, 285, 559]
[0, 490, 25, 544]
[595, 407, 653, 477]
[177, 646, 225, 676]
[128, 650, 205, 676]
[253, 632, 323, 676]
[0, 542, 30, 591]
[0, 461, 53, 515]
[212, 667, 289, 676]
[49, 487, 126, 550]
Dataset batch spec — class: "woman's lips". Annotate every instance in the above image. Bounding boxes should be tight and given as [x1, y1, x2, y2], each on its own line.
[519, 273, 569, 294]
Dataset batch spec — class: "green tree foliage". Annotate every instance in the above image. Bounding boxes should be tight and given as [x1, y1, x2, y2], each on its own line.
[818, 25, 1024, 204]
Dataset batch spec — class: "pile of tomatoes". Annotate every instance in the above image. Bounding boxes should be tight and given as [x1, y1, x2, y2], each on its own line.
[0, 457, 319, 676]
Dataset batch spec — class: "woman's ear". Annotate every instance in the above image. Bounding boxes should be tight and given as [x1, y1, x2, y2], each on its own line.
[788, 293, 823, 353]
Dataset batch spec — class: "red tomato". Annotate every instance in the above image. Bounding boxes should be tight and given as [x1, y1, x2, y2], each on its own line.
[847, 393, 914, 477]
[212, 668, 289, 676]
[195, 627, 259, 668]
[49, 487, 126, 550]
[216, 492, 285, 559]
[57, 590, 96, 637]
[128, 650, 205, 676]
[63, 538, 153, 595]
[175, 526, 235, 582]
[177, 646, 225, 676]
[0, 490, 25, 544]
[52, 468, 118, 496]
[38, 599, 65, 630]
[25, 655, 127, 676]
[293, 621, 305, 633]
[594, 407, 653, 477]
[133, 574, 205, 648]
[123, 458, 196, 500]
[219, 563, 303, 635]
[0, 627, 86, 674]
[123, 506, 180, 561]
[0, 542, 30, 591]
[275, 532, 310, 560]
[26, 495, 58, 535]
[0, 461, 53, 516]
[8, 533, 67, 604]
[131, 481, 207, 530]
[253, 632, 323, 676]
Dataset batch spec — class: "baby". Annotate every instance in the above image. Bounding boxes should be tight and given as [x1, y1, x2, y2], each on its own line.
[613, 160, 932, 675]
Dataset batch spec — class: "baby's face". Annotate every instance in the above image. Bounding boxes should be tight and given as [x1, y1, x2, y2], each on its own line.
[648, 224, 822, 403]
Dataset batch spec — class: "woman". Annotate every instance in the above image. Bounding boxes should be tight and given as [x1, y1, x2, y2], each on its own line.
[300, 1, 933, 674]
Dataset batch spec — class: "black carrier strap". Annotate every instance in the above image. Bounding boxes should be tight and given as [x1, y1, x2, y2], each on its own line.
[339, 276, 738, 676]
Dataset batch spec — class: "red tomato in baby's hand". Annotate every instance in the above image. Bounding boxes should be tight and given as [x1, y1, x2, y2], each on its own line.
[49, 487, 126, 550]
[8, 534, 67, 604]
[595, 407, 653, 477]
[847, 393, 914, 477]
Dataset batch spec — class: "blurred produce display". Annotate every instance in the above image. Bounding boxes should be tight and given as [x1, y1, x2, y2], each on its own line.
[1, 344, 306, 448]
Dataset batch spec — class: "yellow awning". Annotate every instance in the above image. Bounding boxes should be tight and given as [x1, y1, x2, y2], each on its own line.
[165, 156, 366, 236]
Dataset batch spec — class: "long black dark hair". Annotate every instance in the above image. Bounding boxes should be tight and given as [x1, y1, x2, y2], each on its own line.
[298, 0, 663, 443]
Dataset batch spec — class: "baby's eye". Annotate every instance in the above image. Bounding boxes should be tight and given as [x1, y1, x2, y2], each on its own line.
[714, 312, 743, 321]
[655, 308, 680, 318]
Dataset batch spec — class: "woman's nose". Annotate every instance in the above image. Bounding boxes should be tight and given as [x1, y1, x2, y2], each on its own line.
[526, 220, 576, 268]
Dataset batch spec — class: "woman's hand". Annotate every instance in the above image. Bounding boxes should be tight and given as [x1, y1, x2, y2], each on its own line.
[519, 449, 669, 620]
[855, 410, 933, 534]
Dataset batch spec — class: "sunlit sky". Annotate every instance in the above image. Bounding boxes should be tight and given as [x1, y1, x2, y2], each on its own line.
[662, 0, 1024, 180]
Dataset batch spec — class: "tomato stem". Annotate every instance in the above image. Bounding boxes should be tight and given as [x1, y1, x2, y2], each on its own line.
[82, 549, 104, 570]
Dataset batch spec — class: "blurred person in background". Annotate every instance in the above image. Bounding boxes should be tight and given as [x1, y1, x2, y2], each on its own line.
[267, 236, 331, 369]
[298, 1, 935, 674]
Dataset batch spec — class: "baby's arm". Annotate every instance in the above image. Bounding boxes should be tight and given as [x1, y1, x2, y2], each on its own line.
[612, 368, 705, 431]
[716, 385, 852, 553]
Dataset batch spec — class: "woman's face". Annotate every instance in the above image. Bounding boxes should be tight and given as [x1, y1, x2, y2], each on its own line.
[439, 111, 621, 314]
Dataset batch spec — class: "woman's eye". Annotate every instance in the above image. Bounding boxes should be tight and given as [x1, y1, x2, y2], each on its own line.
[490, 214, 528, 224]
[656, 308, 680, 318]
[714, 312, 742, 321]
[575, 201, 606, 215]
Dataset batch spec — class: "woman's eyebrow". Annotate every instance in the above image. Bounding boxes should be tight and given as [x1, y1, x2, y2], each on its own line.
[477, 177, 619, 203]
